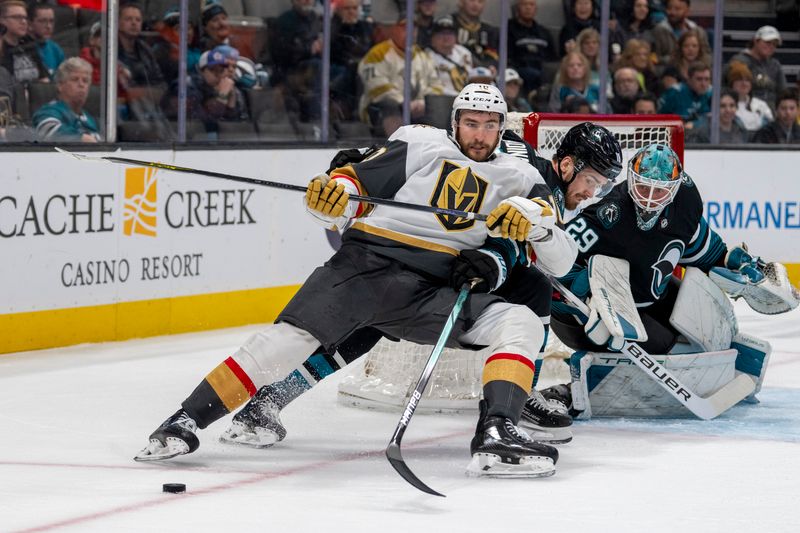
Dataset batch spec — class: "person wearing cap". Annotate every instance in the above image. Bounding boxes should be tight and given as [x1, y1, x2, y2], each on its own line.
[651, 0, 710, 67]
[452, 0, 499, 68]
[466, 65, 494, 84]
[415, 0, 437, 49]
[29, 3, 65, 79]
[508, 0, 556, 95]
[426, 15, 473, 96]
[199, 1, 230, 52]
[729, 26, 787, 110]
[503, 67, 532, 112]
[162, 44, 248, 137]
[726, 60, 773, 132]
[272, 0, 323, 121]
[152, 7, 201, 83]
[331, 0, 373, 120]
[357, 17, 443, 137]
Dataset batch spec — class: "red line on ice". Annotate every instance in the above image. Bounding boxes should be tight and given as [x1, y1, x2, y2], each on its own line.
[7, 430, 469, 532]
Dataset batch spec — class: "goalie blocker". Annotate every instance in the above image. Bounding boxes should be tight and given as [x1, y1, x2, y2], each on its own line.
[561, 258, 770, 419]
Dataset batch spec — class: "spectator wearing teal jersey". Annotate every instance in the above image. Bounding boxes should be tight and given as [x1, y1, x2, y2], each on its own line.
[32, 57, 100, 142]
[29, 3, 64, 79]
[658, 61, 711, 129]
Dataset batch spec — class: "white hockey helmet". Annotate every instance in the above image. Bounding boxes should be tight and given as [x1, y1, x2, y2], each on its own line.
[450, 83, 508, 137]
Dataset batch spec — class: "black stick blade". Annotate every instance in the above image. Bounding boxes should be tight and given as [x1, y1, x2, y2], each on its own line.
[385, 443, 445, 497]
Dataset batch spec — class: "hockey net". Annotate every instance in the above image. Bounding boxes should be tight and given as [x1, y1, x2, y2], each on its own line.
[336, 113, 685, 412]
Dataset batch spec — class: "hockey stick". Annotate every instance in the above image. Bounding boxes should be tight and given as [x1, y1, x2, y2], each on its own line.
[386, 281, 475, 497]
[550, 277, 755, 420]
[56, 148, 488, 222]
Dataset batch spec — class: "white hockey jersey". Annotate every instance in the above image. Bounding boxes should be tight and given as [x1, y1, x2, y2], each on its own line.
[426, 44, 473, 96]
[332, 125, 577, 279]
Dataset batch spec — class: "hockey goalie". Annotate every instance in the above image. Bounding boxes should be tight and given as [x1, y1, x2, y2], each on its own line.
[539, 144, 799, 420]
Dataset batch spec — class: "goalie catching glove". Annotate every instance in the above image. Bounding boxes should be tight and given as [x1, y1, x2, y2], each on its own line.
[486, 196, 556, 242]
[305, 173, 359, 231]
[709, 244, 800, 315]
[450, 248, 508, 293]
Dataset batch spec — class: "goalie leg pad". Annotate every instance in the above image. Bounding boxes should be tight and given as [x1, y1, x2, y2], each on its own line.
[568, 351, 593, 419]
[731, 332, 771, 402]
[669, 267, 737, 352]
[570, 349, 740, 418]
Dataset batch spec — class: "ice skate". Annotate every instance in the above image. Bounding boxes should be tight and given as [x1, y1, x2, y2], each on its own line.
[134, 409, 199, 462]
[519, 388, 573, 444]
[540, 383, 572, 413]
[219, 386, 287, 448]
[466, 400, 558, 478]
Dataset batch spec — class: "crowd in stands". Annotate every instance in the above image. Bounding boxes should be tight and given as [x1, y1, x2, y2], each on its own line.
[0, 0, 798, 144]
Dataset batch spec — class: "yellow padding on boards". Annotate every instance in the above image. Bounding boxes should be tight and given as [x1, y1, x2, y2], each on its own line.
[786, 263, 800, 288]
[0, 285, 300, 355]
[205, 363, 251, 412]
[482, 357, 535, 391]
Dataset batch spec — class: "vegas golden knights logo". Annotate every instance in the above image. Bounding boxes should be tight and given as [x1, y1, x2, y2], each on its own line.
[430, 161, 488, 231]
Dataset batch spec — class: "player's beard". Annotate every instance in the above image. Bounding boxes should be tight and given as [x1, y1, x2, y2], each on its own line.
[565, 189, 590, 210]
[466, 142, 492, 161]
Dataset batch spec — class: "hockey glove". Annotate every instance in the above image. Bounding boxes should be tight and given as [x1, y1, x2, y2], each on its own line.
[305, 173, 355, 231]
[486, 196, 556, 242]
[723, 244, 765, 284]
[583, 297, 624, 351]
[710, 244, 800, 314]
[450, 249, 508, 293]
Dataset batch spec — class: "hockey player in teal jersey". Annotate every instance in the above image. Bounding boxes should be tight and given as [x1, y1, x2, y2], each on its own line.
[540, 143, 798, 418]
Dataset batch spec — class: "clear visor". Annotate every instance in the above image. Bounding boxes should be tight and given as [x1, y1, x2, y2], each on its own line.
[576, 169, 614, 198]
[627, 169, 681, 212]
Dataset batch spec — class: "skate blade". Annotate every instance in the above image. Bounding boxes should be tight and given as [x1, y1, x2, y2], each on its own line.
[133, 438, 189, 462]
[219, 426, 281, 449]
[517, 423, 573, 444]
[466, 453, 555, 478]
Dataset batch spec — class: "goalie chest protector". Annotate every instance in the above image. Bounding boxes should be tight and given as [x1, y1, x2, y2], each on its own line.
[564, 178, 715, 307]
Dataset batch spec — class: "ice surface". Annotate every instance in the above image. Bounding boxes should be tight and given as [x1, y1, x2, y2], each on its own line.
[1, 301, 798, 532]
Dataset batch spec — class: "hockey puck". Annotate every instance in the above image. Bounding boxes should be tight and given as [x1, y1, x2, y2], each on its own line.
[162, 483, 186, 494]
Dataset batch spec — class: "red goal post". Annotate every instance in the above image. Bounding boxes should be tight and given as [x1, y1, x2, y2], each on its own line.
[336, 113, 686, 412]
[519, 112, 685, 166]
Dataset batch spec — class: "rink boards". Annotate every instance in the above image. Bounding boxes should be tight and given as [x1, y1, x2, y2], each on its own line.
[1, 147, 798, 354]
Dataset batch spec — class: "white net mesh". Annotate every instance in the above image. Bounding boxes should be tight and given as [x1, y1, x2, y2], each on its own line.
[337, 336, 571, 412]
[336, 113, 683, 412]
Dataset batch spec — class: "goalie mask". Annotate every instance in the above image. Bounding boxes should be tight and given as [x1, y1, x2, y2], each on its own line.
[627, 144, 684, 231]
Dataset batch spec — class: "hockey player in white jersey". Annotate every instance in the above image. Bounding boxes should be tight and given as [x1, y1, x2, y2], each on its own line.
[218, 122, 624, 450]
[135, 84, 578, 478]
